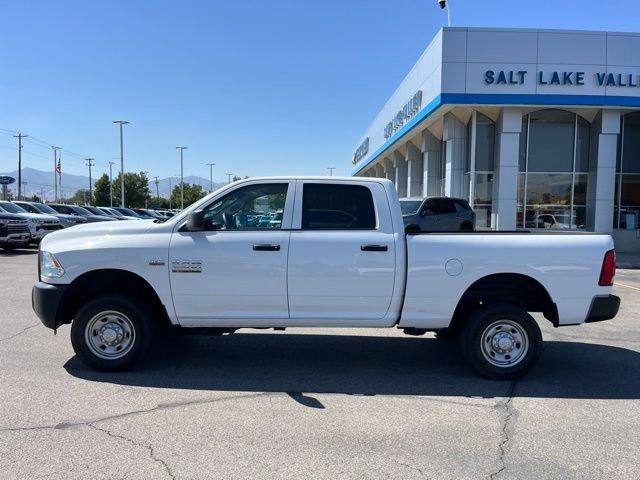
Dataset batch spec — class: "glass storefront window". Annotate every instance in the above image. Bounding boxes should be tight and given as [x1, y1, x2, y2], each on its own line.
[527, 110, 575, 173]
[525, 174, 572, 206]
[519, 110, 590, 230]
[476, 114, 495, 172]
[474, 173, 493, 205]
[615, 113, 640, 228]
[621, 112, 640, 173]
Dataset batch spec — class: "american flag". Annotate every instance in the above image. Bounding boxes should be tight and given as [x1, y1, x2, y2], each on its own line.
[56, 159, 62, 175]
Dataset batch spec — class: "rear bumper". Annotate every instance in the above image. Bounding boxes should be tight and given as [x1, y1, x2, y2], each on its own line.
[585, 295, 620, 323]
[32, 282, 68, 329]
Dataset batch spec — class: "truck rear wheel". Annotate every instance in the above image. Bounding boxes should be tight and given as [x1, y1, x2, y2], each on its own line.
[70, 295, 153, 371]
[459, 303, 542, 380]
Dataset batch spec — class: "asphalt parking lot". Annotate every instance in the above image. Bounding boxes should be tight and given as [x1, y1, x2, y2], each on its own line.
[1, 249, 639, 480]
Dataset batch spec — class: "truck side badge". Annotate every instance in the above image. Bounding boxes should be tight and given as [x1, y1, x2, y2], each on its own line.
[171, 260, 202, 273]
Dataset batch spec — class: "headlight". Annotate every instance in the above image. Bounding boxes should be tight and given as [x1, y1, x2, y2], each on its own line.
[40, 251, 65, 279]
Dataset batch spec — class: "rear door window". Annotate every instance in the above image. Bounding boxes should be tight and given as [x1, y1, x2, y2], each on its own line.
[301, 184, 376, 230]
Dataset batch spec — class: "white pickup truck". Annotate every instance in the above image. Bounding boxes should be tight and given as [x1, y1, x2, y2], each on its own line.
[32, 177, 620, 379]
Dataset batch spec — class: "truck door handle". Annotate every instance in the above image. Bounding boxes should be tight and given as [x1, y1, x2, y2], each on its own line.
[360, 244, 388, 252]
[253, 244, 281, 251]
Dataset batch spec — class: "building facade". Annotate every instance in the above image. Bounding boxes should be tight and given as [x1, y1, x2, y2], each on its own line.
[352, 27, 640, 252]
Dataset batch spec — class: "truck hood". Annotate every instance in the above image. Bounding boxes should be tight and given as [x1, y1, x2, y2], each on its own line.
[40, 218, 157, 252]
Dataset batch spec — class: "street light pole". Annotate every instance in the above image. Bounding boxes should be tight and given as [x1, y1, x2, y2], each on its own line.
[52, 146, 61, 202]
[226, 173, 232, 184]
[14, 133, 27, 200]
[108, 161, 115, 207]
[113, 120, 129, 207]
[207, 162, 216, 193]
[85, 158, 95, 205]
[176, 147, 188, 209]
[154, 176, 160, 202]
[327, 167, 336, 176]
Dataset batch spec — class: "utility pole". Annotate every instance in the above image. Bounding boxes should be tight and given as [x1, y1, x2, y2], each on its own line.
[207, 162, 216, 193]
[85, 158, 95, 205]
[226, 173, 232, 184]
[14, 133, 27, 200]
[154, 176, 160, 201]
[327, 167, 336, 176]
[52, 146, 61, 201]
[113, 120, 129, 207]
[108, 161, 115, 207]
[176, 146, 187, 209]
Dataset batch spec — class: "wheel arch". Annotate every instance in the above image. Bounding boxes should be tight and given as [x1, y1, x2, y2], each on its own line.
[57, 269, 171, 328]
[449, 273, 559, 332]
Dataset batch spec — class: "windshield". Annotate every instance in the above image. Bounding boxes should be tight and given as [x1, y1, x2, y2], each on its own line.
[116, 207, 139, 217]
[16, 202, 40, 213]
[73, 206, 93, 215]
[33, 203, 58, 214]
[0, 202, 28, 213]
[107, 208, 124, 217]
[400, 200, 422, 215]
[85, 207, 103, 215]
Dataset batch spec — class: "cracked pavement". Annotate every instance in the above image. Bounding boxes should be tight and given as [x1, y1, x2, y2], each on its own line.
[1, 250, 639, 479]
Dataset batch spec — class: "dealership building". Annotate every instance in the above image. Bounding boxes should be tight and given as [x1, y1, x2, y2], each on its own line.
[352, 27, 640, 251]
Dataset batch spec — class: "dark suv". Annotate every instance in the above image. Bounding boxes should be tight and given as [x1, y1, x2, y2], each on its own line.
[401, 197, 476, 232]
[0, 212, 30, 250]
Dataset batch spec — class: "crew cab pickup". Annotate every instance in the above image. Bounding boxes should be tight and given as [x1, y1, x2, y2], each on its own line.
[32, 177, 620, 379]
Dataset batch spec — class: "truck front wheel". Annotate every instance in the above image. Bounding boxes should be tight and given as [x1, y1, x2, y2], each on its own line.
[70, 295, 153, 371]
[459, 304, 542, 380]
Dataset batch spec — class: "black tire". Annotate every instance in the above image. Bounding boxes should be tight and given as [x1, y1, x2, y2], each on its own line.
[434, 327, 458, 340]
[459, 303, 542, 380]
[70, 294, 154, 372]
[459, 222, 474, 231]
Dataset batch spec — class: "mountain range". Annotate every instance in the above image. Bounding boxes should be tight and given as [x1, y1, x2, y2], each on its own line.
[0, 167, 224, 200]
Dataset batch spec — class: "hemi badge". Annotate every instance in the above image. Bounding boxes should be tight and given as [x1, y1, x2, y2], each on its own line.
[149, 259, 165, 266]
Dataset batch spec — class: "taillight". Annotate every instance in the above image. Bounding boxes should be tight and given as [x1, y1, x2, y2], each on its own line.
[599, 249, 616, 286]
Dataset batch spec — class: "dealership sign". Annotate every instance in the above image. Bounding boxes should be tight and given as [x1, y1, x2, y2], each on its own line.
[384, 90, 423, 139]
[484, 70, 640, 88]
[0, 175, 15, 185]
[352, 137, 369, 165]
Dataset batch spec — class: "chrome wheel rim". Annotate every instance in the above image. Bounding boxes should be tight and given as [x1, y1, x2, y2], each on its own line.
[84, 310, 135, 360]
[480, 320, 528, 368]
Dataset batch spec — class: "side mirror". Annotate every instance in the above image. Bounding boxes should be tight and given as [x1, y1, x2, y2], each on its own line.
[186, 210, 205, 231]
[420, 209, 433, 216]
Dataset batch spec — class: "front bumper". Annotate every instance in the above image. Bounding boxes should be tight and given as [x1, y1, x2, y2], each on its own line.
[0, 232, 30, 247]
[585, 295, 621, 323]
[32, 282, 68, 329]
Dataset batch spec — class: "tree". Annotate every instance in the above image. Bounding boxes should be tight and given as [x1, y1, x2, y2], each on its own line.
[29, 194, 42, 203]
[170, 183, 206, 209]
[69, 189, 93, 205]
[92, 171, 151, 208]
[93, 173, 111, 206]
[148, 196, 170, 209]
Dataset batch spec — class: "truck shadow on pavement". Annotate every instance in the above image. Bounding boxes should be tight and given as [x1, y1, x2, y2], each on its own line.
[64, 333, 640, 400]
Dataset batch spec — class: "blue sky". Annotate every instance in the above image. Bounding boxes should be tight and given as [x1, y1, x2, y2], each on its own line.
[1, 0, 638, 184]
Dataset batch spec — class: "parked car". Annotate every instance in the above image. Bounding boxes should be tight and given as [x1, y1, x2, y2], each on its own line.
[97, 207, 137, 220]
[131, 208, 156, 219]
[112, 207, 147, 220]
[0, 212, 30, 250]
[13, 201, 79, 228]
[48, 204, 115, 223]
[32, 177, 619, 380]
[0, 201, 63, 244]
[401, 197, 476, 231]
